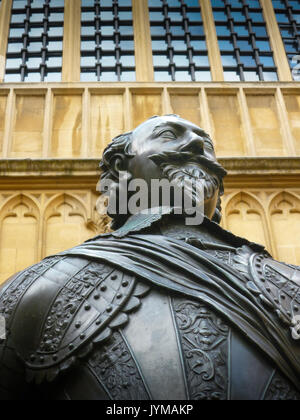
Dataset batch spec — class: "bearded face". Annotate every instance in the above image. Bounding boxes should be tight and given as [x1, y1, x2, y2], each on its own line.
[102, 115, 227, 226]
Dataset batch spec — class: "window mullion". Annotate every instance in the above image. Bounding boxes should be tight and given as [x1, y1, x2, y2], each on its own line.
[132, 0, 154, 82]
[62, 0, 81, 82]
[260, 0, 292, 81]
[199, 0, 224, 82]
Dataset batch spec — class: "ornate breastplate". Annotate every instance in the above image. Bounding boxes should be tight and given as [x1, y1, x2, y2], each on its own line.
[81, 289, 300, 401]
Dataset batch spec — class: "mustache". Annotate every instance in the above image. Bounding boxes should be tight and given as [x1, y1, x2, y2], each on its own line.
[149, 150, 227, 180]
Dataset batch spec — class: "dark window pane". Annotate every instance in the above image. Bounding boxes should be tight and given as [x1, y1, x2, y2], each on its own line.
[24, 72, 41, 82]
[216, 25, 231, 37]
[120, 71, 136, 81]
[149, 0, 162, 6]
[213, 0, 278, 81]
[169, 25, 185, 36]
[195, 70, 212, 81]
[153, 55, 170, 66]
[193, 55, 209, 67]
[237, 40, 253, 52]
[119, 25, 134, 36]
[31, 0, 45, 8]
[218, 40, 234, 51]
[12, 0, 27, 9]
[154, 71, 173, 81]
[251, 26, 267, 37]
[168, 12, 183, 21]
[81, 26, 95, 36]
[223, 70, 240, 81]
[189, 25, 204, 36]
[240, 55, 256, 67]
[148, 0, 211, 82]
[256, 40, 271, 51]
[5, 0, 64, 83]
[231, 12, 246, 22]
[173, 55, 189, 67]
[6, 58, 23, 69]
[243, 71, 260, 81]
[101, 27, 114, 36]
[5, 73, 22, 82]
[190, 40, 207, 50]
[175, 70, 192, 81]
[152, 40, 168, 50]
[81, 71, 98, 82]
[7, 42, 23, 53]
[259, 55, 275, 67]
[11, 13, 26, 23]
[119, 55, 135, 67]
[221, 54, 237, 67]
[80, 0, 136, 82]
[214, 11, 228, 21]
[81, 56, 96, 67]
[263, 71, 278, 81]
[172, 40, 188, 50]
[101, 71, 118, 82]
[27, 42, 43, 52]
[248, 12, 264, 22]
[235, 25, 249, 37]
[272, 0, 300, 80]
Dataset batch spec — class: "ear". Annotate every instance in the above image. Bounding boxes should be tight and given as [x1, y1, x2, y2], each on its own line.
[109, 153, 133, 183]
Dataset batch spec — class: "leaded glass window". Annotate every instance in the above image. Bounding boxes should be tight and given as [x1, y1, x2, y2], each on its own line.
[148, 0, 211, 82]
[272, 0, 300, 80]
[212, 0, 278, 81]
[80, 0, 135, 82]
[5, 0, 65, 82]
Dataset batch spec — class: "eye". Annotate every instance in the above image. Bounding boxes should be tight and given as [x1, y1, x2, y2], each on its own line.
[204, 140, 214, 150]
[159, 130, 177, 140]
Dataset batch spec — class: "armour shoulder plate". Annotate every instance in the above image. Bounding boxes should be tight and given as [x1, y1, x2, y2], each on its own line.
[0, 255, 150, 384]
[248, 253, 300, 340]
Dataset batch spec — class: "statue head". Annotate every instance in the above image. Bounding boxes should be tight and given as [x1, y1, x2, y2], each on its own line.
[100, 115, 227, 229]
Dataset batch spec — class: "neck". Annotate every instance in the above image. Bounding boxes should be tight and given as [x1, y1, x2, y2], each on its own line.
[110, 207, 266, 254]
[158, 214, 233, 248]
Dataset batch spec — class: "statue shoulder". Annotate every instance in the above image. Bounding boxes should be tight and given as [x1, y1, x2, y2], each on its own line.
[0, 255, 66, 328]
[0, 254, 150, 385]
[249, 253, 300, 339]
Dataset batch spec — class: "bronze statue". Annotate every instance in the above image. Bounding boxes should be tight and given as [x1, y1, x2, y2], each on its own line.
[1, 115, 300, 400]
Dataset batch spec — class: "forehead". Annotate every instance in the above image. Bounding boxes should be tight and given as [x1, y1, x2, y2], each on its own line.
[134, 116, 211, 139]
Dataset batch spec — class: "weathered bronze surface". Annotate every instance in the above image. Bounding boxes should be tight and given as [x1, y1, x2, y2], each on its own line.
[1, 115, 300, 400]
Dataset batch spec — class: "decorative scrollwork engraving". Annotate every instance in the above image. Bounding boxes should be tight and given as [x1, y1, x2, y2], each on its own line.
[213, 250, 232, 264]
[87, 331, 150, 400]
[38, 262, 113, 353]
[264, 372, 300, 400]
[172, 298, 230, 400]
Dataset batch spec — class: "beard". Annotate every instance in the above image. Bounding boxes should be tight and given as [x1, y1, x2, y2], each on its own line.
[163, 162, 219, 202]
[149, 151, 225, 209]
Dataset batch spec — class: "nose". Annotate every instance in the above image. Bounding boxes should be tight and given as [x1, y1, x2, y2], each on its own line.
[179, 135, 204, 155]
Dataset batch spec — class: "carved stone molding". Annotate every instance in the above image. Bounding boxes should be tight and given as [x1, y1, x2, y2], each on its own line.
[0, 157, 300, 178]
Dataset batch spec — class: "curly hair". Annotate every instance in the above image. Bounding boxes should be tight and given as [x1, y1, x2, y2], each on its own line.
[100, 131, 134, 182]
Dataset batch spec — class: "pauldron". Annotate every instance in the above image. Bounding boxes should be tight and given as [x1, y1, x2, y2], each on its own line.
[249, 254, 300, 340]
[0, 256, 150, 384]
